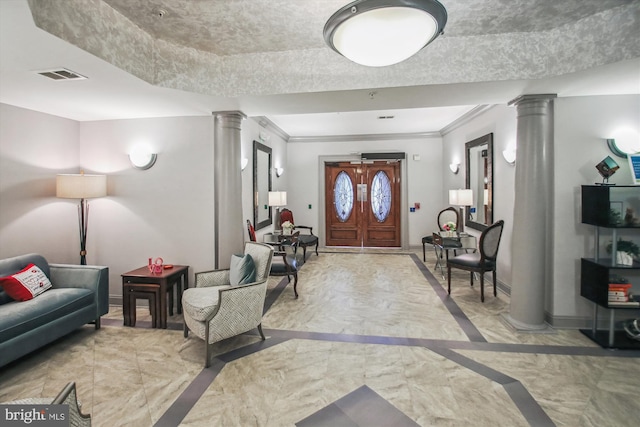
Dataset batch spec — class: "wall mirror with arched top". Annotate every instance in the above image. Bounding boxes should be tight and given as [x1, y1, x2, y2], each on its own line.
[465, 133, 493, 231]
[253, 140, 272, 230]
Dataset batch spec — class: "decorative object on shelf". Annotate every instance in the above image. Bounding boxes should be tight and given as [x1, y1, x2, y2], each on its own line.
[624, 207, 638, 226]
[56, 171, 107, 265]
[606, 238, 639, 266]
[323, 0, 447, 67]
[595, 155, 619, 185]
[281, 220, 295, 236]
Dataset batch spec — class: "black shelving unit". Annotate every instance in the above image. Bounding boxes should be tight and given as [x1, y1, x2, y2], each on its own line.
[580, 185, 640, 349]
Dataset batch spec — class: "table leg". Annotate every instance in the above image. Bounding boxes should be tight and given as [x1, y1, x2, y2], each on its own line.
[177, 272, 185, 315]
[122, 279, 130, 326]
[159, 279, 168, 329]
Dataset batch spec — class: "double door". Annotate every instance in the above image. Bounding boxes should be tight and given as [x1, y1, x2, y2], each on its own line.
[325, 161, 401, 247]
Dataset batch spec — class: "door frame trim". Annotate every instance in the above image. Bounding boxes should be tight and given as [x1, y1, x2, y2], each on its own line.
[317, 154, 409, 250]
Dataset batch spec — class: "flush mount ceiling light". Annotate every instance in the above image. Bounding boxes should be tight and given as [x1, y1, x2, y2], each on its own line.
[323, 0, 447, 67]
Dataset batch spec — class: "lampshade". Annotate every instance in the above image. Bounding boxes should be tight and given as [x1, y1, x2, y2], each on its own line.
[268, 191, 287, 207]
[323, 0, 447, 67]
[449, 189, 473, 206]
[56, 174, 107, 199]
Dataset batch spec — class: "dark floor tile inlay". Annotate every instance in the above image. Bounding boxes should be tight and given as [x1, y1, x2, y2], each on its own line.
[297, 385, 420, 427]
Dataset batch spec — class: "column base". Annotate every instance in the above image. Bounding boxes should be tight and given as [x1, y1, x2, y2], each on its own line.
[500, 313, 555, 334]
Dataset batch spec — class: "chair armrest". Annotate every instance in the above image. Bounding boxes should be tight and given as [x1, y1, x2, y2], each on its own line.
[53, 382, 91, 426]
[49, 264, 109, 318]
[208, 280, 268, 332]
[195, 269, 230, 288]
[294, 225, 314, 235]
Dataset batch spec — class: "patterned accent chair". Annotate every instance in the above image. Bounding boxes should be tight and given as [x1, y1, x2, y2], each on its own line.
[182, 242, 274, 367]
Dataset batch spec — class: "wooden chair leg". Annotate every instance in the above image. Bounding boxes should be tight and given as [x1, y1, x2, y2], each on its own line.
[257, 324, 266, 340]
[447, 266, 451, 294]
[293, 273, 299, 298]
[493, 269, 497, 297]
[480, 273, 485, 302]
[470, 271, 474, 287]
[423, 242, 426, 262]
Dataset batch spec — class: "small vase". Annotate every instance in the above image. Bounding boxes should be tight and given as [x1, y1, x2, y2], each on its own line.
[283, 228, 292, 236]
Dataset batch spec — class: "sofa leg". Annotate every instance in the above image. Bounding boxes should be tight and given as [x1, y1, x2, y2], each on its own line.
[94, 318, 101, 330]
[183, 322, 189, 338]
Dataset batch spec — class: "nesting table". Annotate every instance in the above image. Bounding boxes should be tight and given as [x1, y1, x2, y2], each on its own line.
[121, 265, 189, 328]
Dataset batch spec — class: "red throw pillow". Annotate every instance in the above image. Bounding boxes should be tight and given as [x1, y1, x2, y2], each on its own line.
[0, 263, 52, 301]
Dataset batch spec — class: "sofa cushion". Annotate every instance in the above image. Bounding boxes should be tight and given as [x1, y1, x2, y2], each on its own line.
[0, 263, 52, 301]
[0, 288, 94, 342]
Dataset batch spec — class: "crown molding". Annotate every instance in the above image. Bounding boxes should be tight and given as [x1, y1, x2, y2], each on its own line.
[439, 105, 495, 136]
[252, 116, 290, 141]
[288, 131, 441, 144]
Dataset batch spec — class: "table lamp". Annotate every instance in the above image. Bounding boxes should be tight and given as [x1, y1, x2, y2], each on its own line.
[56, 172, 107, 265]
[449, 189, 473, 232]
[268, 191, 287, 234]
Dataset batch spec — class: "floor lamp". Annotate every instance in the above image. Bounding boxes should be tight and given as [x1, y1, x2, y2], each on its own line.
[449, 189, 473, 232]
[56, 172, 107, 265]
[268, 191, 287, 234]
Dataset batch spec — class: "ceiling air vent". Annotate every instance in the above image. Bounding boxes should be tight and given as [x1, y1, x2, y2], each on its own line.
[377, 115, 395, 120]
[37, 68, 87, 81]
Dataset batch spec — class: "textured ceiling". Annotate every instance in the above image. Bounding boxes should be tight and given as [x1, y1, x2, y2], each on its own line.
[1, 0, 638, 135]
[102, 0, 632, 55]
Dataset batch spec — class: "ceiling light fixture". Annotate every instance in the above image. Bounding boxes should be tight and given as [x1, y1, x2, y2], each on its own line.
[323, 0, 447, 67]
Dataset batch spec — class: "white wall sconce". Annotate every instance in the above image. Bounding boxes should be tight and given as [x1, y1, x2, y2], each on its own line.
[275, 167, 284, 178]
[241, 158, 249, 171]
[129, 146, 157, 170]
[502, 148, 516, 165]
[606, 127, 640, 158]
[449, 163, 459, 174]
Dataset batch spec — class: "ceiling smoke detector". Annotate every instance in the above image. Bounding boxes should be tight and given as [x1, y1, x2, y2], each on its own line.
[36, 68, 87, 81]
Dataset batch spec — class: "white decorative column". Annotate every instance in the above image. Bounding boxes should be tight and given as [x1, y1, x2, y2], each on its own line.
[213, 111, 246, 269]
[502, 94, 556, 331]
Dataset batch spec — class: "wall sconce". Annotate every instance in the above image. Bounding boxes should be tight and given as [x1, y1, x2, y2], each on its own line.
[449, 163, 459, 174]
[275, 167, 284, 178]
[502, 148, 516, 165]
[129, 146, 157, 170]
[607, 130, 640, 158]
[241, 158, 249, 171]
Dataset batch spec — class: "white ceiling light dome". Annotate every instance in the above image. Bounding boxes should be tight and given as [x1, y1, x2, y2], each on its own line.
[324, 0, 447, 67]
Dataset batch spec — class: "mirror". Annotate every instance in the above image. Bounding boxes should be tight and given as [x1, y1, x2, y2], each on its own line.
[253, 140, 272, 230]
[465, 133, 493, 231]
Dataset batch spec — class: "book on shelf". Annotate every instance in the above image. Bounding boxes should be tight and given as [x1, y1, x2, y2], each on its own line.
[608, 291, 628, 296]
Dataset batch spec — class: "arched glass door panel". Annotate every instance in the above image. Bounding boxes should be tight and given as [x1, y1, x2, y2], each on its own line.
[371, 170, 391, 222]
[334, 171, 354, 222]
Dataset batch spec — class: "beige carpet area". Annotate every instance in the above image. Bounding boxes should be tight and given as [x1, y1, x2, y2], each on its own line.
[1, 249, 639, 426]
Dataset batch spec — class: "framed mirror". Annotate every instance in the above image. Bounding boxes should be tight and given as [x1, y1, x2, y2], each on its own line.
[465, 133, 493, 231]
[253, 140, 272, 230]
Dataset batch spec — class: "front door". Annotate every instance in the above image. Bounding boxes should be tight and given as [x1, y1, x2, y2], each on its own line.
[325, 161, 401, 247]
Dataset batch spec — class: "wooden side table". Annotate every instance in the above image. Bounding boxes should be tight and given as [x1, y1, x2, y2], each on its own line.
[121, 265, 189, 328]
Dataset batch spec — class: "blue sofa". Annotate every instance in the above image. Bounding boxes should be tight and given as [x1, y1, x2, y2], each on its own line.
[0, 253, 109, 367]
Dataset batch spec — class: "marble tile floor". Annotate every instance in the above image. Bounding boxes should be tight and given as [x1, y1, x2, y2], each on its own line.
[1, 249, 639, 426]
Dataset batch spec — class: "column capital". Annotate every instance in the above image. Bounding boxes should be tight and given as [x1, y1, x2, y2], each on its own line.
[212, 110, 247, 119]
[508, 94, 557, 107]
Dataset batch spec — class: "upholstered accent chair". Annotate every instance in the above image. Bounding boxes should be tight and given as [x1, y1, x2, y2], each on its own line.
[182, 242, 274, 367]
[422, 206, 462, 261]
[446, 220, 505, 302]
[279, 208, 319, 261]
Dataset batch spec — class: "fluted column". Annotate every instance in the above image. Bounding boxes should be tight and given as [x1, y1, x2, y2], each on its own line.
[213, 111, 246, 269]
[503, 94, 556, 331]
